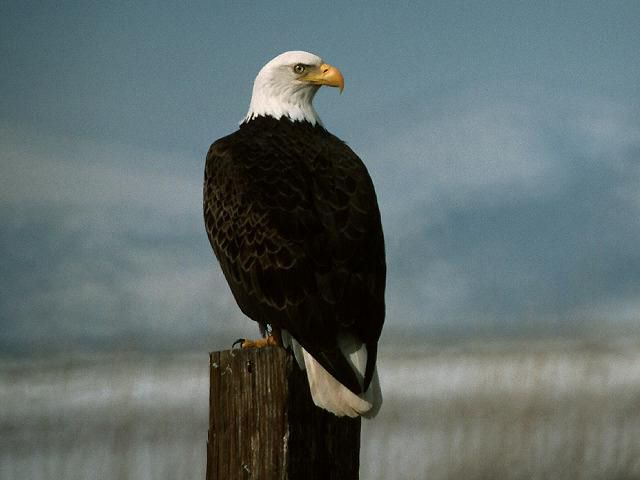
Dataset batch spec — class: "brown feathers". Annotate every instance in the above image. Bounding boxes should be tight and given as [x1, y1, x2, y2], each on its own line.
[203, 116, 385, 394]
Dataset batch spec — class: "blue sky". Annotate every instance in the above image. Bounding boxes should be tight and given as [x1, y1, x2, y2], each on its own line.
[2, 1, 639, 355]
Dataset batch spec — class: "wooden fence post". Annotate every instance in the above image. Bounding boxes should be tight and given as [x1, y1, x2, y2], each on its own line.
[206, 346, 361, 479]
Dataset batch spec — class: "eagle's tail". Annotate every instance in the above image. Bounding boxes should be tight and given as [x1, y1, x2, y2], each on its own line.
[284, 332, 382, 418]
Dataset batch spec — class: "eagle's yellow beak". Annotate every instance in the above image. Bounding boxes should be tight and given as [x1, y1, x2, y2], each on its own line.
[304, 64, 345, 93]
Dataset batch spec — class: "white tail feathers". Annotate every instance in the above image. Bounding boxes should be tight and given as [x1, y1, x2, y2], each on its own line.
[282, 331, 382, 418]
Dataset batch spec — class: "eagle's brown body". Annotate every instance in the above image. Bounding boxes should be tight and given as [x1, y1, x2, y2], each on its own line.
[203, 116, 385, 395]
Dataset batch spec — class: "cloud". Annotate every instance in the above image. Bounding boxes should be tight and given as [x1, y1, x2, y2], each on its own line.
[2, 86, 640, 355]
[0, 123, 245, 355]
[361, 87, 640, 337]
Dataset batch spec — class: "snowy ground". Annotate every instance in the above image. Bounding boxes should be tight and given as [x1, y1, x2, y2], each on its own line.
[2, 339, 640, 480]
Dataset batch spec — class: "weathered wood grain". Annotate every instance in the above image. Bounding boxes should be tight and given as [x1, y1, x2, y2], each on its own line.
[206, 346, 361, 479]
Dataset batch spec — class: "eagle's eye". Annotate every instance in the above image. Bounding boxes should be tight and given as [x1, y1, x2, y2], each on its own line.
[293, 64, 306, 74]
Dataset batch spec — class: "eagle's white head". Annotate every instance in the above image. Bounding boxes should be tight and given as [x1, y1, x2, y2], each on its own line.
[243, 51, 344, 126]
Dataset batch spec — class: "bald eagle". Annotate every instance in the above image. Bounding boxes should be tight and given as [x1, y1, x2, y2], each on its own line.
[203, 51, 385, 417]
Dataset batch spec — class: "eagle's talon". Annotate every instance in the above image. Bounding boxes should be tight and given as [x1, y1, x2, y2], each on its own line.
[231, 335, 278, 349]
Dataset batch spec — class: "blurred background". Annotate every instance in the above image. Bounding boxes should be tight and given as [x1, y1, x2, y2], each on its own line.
[2, 1, 640, 478]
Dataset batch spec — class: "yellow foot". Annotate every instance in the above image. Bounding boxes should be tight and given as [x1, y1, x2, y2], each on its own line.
[232, 335, 278, 349]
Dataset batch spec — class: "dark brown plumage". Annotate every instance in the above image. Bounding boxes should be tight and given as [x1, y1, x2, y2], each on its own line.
[203, 116, 385, 395]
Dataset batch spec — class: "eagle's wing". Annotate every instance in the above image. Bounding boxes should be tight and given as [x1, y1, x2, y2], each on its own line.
[203, 127, 385, 394]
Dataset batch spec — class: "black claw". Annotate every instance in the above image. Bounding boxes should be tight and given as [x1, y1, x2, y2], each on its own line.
[232, 338, 245, 349]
